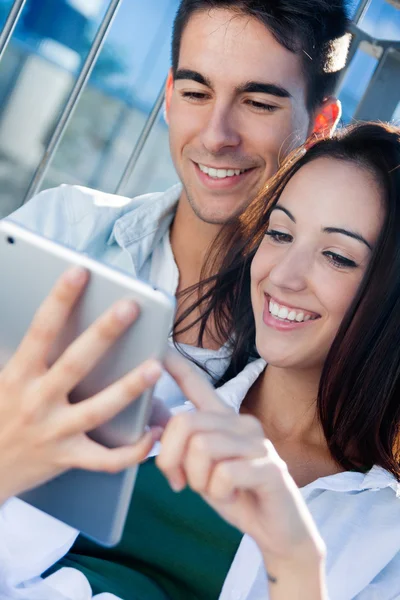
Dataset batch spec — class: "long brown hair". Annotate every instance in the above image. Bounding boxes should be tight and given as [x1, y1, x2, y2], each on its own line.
[175, 122, 400, 479]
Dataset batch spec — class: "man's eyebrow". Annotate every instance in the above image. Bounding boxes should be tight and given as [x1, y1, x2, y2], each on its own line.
[174, 69, 212, 88]
[237, 81, 292, 99]
[323, 227, 372, 251]
[271, 206, 296, 222]
[173, 72, 292, 100]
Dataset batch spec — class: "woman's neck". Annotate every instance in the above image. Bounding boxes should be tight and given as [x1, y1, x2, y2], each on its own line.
[245, 365, 325, 447]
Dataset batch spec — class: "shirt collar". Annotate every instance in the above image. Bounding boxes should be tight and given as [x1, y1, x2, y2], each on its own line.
[108, 183, 182, 248]
[216, 358, 266, 412]
[217, 359, 400, 496]
[300, 464, 400, 497]
[107, 183, 182, 276]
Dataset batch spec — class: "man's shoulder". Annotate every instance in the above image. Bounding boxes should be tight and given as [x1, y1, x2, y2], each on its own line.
[11, 183, 167, 223]
[8, 183, 181, 248]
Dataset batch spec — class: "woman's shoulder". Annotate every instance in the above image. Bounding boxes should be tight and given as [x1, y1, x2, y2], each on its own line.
[303, 466, 400, 598]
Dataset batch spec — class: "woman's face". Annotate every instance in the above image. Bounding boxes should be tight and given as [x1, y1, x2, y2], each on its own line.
[250, 157, 385, 370]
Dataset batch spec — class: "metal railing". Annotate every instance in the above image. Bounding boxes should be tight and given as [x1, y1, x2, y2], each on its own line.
[0, 0, 27, 63]
[0, 0, 398, 205]
[23, 0, 124, 202]
[0, 0, 170, 205]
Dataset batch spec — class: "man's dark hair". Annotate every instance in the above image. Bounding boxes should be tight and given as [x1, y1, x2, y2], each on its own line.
[171, 0, 350, 112]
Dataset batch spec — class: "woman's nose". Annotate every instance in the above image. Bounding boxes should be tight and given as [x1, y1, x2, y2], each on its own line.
[268, 248, 310, 293]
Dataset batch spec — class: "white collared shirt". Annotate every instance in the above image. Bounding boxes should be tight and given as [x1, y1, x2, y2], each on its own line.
[4, 186, 400, 599]
[0, 359, 399, 600]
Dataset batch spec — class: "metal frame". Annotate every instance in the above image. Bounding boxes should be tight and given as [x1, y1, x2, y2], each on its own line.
[334, 0, 373, 93]
[23, 0, 124, 202]
[335, 6, 400, 113]
[353, 0, 373, 23]
[354, 46, 400, 120]
[0, 0, 27, 63]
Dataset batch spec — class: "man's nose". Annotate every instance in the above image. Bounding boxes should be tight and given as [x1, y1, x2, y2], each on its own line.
[200, 104, 241, 154]
[268, 248, 310, 293]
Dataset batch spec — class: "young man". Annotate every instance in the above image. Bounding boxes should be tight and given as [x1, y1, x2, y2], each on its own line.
[10, 0, 350, 320]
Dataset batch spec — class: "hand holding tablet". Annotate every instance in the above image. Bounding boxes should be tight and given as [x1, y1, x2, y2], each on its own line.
[0, 221, 175, 545]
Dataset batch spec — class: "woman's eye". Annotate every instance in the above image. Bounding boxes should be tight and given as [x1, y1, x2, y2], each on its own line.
[265, 230, 293, 243]
[246, 100, 278, 113]
[323, 251, 357, 269]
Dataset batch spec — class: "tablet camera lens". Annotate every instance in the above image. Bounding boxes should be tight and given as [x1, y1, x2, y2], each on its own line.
[6, 236, 14, 244]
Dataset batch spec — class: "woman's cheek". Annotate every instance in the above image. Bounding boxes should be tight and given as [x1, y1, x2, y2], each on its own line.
[250, 241, 272, 284]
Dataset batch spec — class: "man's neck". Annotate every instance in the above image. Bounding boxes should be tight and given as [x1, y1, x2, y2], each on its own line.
[170, 194, 222, 293]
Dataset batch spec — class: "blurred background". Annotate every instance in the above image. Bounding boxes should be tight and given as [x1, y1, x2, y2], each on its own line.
[0, 0, 398, 216]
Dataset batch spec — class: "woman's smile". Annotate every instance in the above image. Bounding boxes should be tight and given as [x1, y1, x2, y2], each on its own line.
[263, 293, 320, 331]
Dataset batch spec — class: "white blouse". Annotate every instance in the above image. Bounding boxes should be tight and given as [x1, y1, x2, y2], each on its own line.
[0, 359, 399, 600]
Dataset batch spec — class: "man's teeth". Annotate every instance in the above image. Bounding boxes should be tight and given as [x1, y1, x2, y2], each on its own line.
[198, 164, 248, 178]
[269, 300, 316, 323]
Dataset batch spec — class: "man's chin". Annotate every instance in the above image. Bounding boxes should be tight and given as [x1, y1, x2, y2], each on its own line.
[187, 194, 249, 225]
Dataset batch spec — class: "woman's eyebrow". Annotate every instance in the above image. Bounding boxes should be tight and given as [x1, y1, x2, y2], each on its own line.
[271, 207, 373, 250]
[323, 227, 372, 250]
[271, 206, 295, 222]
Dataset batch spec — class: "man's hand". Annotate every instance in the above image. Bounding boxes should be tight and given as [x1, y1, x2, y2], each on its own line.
[0, 266, 163, 503]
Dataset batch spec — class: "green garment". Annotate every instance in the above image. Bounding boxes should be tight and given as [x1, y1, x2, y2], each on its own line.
[46, 458, 242, 599]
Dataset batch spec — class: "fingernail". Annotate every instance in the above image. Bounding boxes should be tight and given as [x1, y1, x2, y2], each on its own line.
[169, 477, 184, 493]
[65, 266, 88, 285]
[142, 360, 162, 384]
[150, 426, 164, 442]
[114, 300, 138, 324]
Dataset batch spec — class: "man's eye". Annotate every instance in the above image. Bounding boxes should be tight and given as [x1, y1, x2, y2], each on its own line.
[246, 100, 278, 113]
[265, 230, 293, 243]
[181, 91, 208, 100]
[323, 251, 357, 269]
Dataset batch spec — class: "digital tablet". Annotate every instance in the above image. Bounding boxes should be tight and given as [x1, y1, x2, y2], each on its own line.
[0, 219, 175, 546]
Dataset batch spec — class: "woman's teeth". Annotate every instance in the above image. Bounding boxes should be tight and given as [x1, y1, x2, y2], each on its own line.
[198, 164, 248, 179]
[268, 300, 317, 323]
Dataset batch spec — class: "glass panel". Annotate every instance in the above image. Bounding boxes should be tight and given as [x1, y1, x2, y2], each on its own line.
[339, 0, 400, 122]
[41, 0, 180, 197]
[0, 0, 180, 216]
[359, 0, 400, 39]
[118, 107, 178, 199]
[339, 50, 378, 122]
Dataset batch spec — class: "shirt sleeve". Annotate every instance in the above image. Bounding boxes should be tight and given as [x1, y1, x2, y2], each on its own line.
[6, 185, 73, 246]
[0, 497, 79, 598]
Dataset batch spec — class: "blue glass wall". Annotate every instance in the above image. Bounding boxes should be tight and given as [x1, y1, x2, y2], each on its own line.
[0, 0, 398, 216]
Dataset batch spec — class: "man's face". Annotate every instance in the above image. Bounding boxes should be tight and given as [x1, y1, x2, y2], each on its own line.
[166, 8, 313, 225]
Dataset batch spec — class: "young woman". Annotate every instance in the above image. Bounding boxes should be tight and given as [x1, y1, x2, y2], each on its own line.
[0, 122, 399, 600]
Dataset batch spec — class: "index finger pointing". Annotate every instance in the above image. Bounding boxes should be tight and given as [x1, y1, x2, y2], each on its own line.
[164, 348, 230, 414]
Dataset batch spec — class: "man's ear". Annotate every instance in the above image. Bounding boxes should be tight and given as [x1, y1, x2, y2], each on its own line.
[164, 68, 174, 125]
[311, 97, 342, 137]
